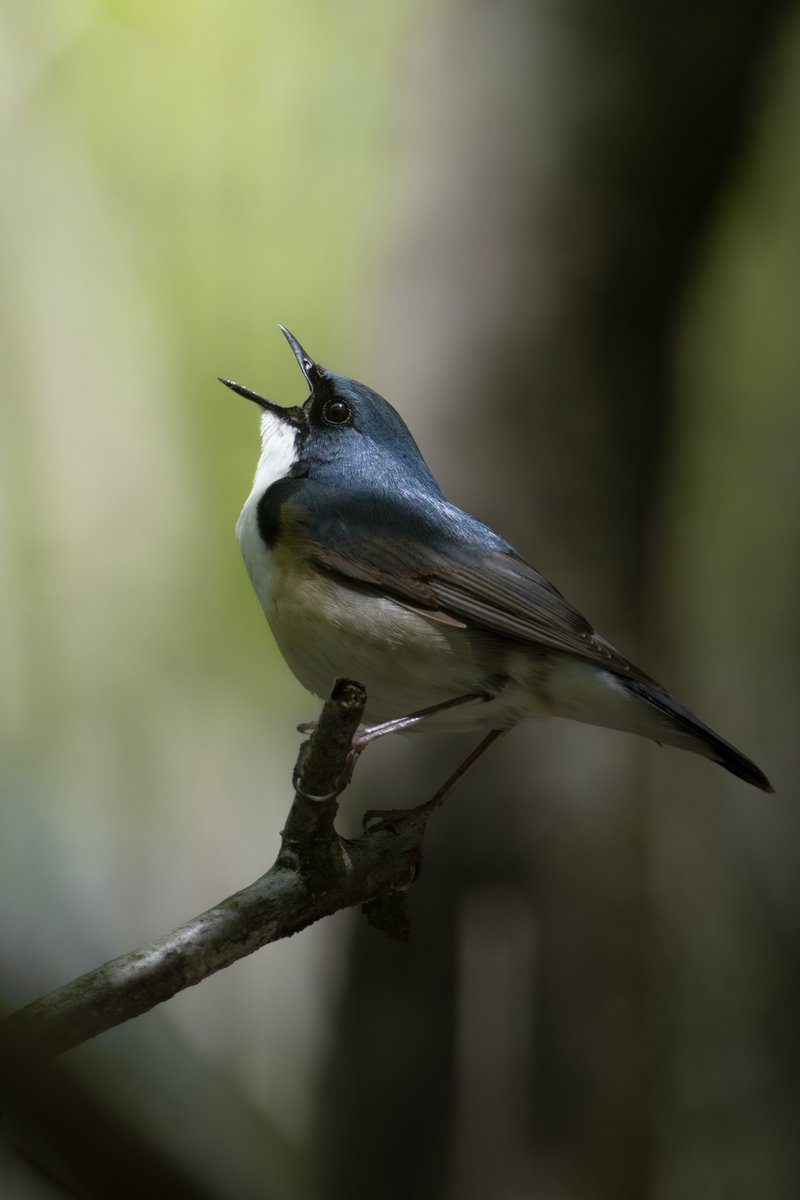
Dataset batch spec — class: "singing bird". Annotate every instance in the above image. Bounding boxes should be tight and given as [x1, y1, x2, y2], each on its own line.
[221, 327, 771, 793]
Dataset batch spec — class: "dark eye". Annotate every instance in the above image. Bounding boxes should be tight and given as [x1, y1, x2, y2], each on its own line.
[322, 399, 351, 426]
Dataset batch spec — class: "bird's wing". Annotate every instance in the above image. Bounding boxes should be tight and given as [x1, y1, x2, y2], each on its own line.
[292, 490, 656, 684]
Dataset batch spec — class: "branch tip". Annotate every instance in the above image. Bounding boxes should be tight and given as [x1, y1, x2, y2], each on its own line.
[330, 677, 368, 711]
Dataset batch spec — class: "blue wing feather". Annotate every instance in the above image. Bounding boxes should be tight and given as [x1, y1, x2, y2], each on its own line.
[279, 480, 656, 683]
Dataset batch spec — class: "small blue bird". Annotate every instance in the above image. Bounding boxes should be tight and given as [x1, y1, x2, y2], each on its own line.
[221, 326, 772, 793]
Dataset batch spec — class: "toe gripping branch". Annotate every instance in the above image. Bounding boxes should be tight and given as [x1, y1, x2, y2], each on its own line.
[283, 677, 419, 939]
[285, 680, 508, 939]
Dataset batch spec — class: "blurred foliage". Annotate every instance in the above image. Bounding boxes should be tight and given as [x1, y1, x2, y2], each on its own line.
[1, 1, 427, 1194]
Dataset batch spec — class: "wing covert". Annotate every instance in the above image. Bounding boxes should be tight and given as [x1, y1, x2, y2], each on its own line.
[287, 488, 654, 682]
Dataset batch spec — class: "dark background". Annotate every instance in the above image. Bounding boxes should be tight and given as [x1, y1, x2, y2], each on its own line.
[2, 1, 798, 1196]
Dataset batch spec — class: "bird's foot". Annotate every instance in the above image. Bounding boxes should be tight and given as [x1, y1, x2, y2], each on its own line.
[362, 728, 510, 834]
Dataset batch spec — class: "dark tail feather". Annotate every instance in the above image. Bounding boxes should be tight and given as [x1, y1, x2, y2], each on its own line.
[625, 679, 774, 793]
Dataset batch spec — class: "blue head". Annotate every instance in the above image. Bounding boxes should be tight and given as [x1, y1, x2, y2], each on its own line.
[220, 326, 443, 500]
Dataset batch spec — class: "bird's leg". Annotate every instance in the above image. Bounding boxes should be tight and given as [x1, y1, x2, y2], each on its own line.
[326, 696, 491, 796]
[298, 692, 492, 794]
[351, 692, 489, 752]
[300, 687, 505, 800]
[296, 692, 488, 739]
[418, 728, 509, 815]
[363, 728, 509, 833]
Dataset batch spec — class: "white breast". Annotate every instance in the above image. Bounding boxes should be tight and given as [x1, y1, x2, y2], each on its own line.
[236, 411, 299, 613]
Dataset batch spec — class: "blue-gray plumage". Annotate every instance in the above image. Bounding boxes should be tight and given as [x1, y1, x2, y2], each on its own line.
[220, 327, 772, 792]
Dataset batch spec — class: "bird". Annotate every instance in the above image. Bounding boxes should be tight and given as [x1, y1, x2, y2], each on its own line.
[220, 326, 772, 794]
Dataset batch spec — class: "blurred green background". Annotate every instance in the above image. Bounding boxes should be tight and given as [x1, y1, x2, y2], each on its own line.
[2, 1, 799, 1197]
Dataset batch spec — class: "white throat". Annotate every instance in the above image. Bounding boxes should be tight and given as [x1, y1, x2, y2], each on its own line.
[235, 411, 299, 597]
[238, 410, 299, 525]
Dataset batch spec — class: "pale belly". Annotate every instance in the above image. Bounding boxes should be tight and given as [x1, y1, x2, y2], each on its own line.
[266, 554, 526, 729]
[239, 524, 548, 732]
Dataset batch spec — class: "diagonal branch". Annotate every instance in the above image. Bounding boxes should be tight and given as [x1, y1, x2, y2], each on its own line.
[5, 679, 429, 1057]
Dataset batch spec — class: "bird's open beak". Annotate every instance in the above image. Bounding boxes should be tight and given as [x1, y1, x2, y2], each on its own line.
[278, 324, 321, 387]
[218, 375, 306, 427]
[219, 325, 320, 421]
[218, 377, 275, 410]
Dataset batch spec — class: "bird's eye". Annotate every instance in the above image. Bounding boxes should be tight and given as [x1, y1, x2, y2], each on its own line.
[322, 399, 351, 426]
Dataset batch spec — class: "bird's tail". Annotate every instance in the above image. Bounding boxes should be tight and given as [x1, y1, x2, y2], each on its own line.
[623, 677, 773, 792]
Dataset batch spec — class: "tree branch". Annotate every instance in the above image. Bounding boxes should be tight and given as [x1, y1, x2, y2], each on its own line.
[5, 679, 426, 1057]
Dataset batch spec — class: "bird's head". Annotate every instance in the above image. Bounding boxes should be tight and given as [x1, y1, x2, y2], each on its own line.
[220, 326, 441, 495]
